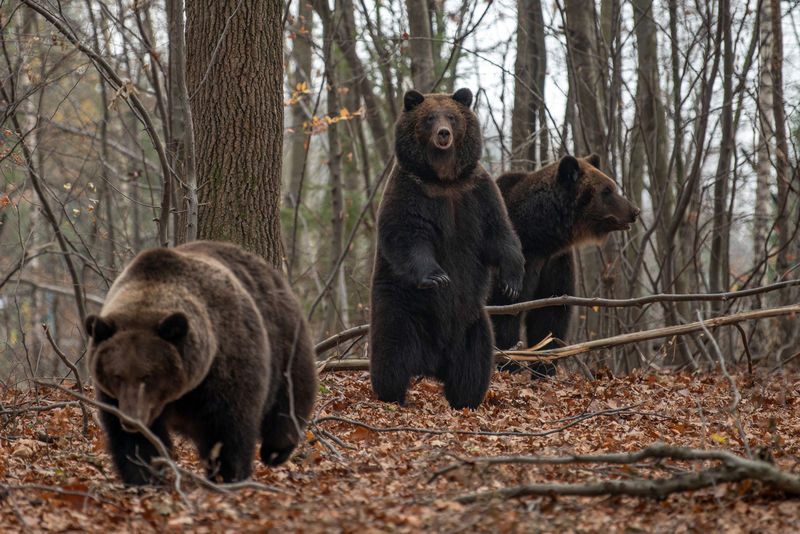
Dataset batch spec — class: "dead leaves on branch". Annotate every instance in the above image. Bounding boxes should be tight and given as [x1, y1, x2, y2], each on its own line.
[2, 369, 800, 532]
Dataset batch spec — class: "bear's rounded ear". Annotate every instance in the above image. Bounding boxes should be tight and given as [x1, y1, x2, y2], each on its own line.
[85, 314, 116, 343]
[452, 88, 473, 108]
[557, 156, 581, 187]
[584, 153, 601, 168]
[403, 90, 425, 111]
[158, 312, 189, 344]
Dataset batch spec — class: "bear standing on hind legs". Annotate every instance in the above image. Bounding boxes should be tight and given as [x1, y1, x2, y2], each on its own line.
[369, 88, 524, 410]
[489, 154, 640, 377]
[84, 241, 317, 485]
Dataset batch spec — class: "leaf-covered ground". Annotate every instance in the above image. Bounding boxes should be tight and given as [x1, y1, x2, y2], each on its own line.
[2, 368, 799, 533]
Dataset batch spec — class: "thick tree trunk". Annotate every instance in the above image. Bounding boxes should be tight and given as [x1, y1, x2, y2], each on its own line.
[186, 0, 283, 266]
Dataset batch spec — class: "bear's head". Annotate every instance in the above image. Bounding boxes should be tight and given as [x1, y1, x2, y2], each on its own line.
[394, 88, 482, 182]
[559, 154, 640, 244]
[85, 311, 194, 431]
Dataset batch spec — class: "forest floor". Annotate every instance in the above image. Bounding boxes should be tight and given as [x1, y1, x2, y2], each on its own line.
[2, 366, 800, 533]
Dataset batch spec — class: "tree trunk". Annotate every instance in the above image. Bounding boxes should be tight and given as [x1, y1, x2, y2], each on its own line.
[336, 0, 392, 164]
[769, 0, 797, 362]
[709, 0, 733, 303]
[563, 0, 606, 156]
[313, 0, 348, 335]
[754, 0, 773, 280]
[166, 0, 198, 244]
[405, 0, 436, 92]
[285, 0, 313, 210]
[511, 0, 547, 170]
[186, 0, 283, 266]
[564, 0, 613, 354]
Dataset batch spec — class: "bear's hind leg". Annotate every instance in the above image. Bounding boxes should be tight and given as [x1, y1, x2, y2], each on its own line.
[369, 307, 421, 405]
[443, 316, 493, 410]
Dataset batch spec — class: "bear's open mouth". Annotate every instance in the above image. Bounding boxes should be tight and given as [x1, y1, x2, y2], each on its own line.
[435, 139, 453, 150]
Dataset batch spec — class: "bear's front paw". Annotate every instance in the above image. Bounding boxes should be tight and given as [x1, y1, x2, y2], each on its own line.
[419, 270, 451, 289]
[500, 278, 521, 300]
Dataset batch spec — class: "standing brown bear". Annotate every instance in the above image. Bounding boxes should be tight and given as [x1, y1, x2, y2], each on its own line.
[489, 154, 639, 377]
[84, 241, 317, 485]
[370, 88, 524, 410]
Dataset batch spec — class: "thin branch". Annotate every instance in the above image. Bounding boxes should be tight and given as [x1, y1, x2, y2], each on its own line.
[486, 279, 800, 316]
[42, 324, 88, 435]
[448, 443, 800, 503]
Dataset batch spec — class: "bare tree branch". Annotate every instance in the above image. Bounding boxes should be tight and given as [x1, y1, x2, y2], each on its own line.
[447, 443, 800, 503]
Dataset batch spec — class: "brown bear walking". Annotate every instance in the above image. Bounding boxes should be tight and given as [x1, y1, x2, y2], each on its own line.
[370, 88, 524, 410]
[489, 154, 639, 377]
[85, 241, 317, 484]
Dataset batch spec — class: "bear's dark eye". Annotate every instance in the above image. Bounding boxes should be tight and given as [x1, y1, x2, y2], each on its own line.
[447, 114, 456, 121]
[603, 186, 613, 196]
[426, 115, 435, 124]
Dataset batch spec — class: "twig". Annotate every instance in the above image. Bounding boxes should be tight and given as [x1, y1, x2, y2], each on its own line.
[448, 443, 800, 503]
[733, 323, 753, 374]
[0, 401, 80, 416]
[42, 323, 89, 435]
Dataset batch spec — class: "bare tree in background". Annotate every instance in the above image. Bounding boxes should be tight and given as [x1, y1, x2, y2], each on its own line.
[511, 0, 548, 170]
[405, 0, 436, 92]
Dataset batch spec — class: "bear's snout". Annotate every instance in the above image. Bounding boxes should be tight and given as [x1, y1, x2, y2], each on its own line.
[435, 127, 453, 149]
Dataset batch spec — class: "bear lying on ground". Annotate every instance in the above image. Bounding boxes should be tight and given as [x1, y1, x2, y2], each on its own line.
[489, 154, 639, 377]
[85, 240, 317, 485]
[369, 88, 524, 410]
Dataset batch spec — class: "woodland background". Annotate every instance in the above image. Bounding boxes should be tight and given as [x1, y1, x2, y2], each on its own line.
[0, 0, 800, 528]
[4, 0, 800, 378]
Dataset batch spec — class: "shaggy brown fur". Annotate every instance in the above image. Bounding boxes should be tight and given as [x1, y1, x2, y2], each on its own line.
[85, 241, 317, 484]
[370, 88, 524, 410]
[489, 154, 639, 376]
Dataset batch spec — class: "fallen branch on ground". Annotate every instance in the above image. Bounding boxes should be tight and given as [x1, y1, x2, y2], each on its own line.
[314, 286, 800, 357]
[444, 442, 800, 503]
[318, 304, 800, 370]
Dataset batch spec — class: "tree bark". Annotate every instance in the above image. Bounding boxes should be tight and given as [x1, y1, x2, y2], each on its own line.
[186, 0, 283, 266]
[709, 0, 733, 302]
[769, 0, 798, 360]
[313, 0, 348, 335]
[405, 0, 436, 92]
[563, 0, 606, 156]
[285, 0, 313, 209]
[754, 0, 773, 279]
[511, 0, 547, 170]
[167, 0, 198, 244]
